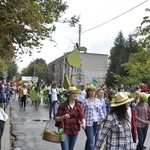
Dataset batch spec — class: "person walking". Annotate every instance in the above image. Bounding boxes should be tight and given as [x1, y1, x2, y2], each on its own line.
[0, 105, 8, 149]
[95, 92, 135, 150]
[135, 92, 150, 150]
[95, 88, 107, 146]
[21, 84, 28, 110]
[0, 85, 6, 111]
[83, 85, 105, 150]
[55, 86, 85, 150]
[131, 90, 141, 108]
[4, 83, 13, 107]
[77, 85, 86, 105]
[49, 83, 59, 119]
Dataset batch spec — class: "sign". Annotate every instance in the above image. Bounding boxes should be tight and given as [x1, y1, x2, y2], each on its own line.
[32, 77, 38, 83]
[91, 77, 100, 87]
[21, 76, 32, 81]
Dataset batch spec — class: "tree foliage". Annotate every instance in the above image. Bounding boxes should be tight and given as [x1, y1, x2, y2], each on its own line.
[0, 0, 79, 63]
[123, 50, 150, 85]
[0, 61, 18, 81]
[106, 31, 126, 86]
[105, 31, 140, 86]
[21, 58, 49, 83]
[133, 8, 150, 49]
[110, 8, 150, 86]
[7, 61, 18, 81]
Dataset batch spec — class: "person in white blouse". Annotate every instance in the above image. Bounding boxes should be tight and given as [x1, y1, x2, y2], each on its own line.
[21, 84, 28, 110]
[0, 106, 8, 149]
[77, 85, 86, 105]
[49, 83, 59, 119]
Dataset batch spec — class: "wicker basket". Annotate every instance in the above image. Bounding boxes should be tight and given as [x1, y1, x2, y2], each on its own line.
[42, 119, 63, 143]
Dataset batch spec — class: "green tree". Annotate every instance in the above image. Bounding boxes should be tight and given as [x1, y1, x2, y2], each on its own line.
[123, 50, 150, 85]
[0, 0, 79, 67]
[0, 60, 18, 81]
[106, 31, 126, 86]
[133, 8, 150, 49]
[21, 58, 49, 83]
[126, 34, 141, 54]
[106, 32, 140, 86]
[7, 61, 18, 81]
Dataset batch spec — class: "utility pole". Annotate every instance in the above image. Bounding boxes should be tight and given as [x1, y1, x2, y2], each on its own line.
[33, 61, 35, 77]
[78, 24, 81, 48]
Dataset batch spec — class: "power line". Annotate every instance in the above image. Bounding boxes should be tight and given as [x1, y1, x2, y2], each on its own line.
[82, 0, 149, 33]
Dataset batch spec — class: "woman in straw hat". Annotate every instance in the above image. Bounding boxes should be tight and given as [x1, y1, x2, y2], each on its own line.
[55, 86, 85, 150]
[135, 92, 150, 150]
[83, 85, 105, 150]
[95, 92, 135, 150]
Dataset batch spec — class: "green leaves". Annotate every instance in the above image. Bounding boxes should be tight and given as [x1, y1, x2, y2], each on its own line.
[133, 8, 150, 50]
[41, 128, 65, 142]
[106, 32, 140, 86]
[21, 58, 49, 82]
[0, 0, 68, 59]
[123, 50, 150, 85]
[58, 128, 65, 142]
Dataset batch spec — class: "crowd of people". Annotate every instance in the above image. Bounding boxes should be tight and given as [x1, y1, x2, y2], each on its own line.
[53, 83, 150, 150]
[0, 79, 150, 150]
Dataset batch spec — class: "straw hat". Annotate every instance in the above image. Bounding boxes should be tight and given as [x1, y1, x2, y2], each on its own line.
[111, 92, 134, 107]
[68, 86, 80, 94]
[140, 92, 150, 102]
[85, 84, 96, 92]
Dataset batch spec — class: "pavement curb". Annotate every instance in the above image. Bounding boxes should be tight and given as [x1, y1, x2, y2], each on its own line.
[2, 105, 10, 150]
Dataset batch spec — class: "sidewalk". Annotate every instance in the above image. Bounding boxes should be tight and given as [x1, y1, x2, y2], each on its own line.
[2, 105, 10, 150]
[145, 125, 150, 150]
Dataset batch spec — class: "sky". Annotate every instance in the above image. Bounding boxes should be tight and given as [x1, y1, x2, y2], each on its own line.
[17, 0, 150, 71]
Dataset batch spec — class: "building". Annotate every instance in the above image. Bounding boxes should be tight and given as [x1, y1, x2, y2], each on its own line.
[48, 52, 108, 87]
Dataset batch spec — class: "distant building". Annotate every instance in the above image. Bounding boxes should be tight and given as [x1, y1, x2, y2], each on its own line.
[48, 53, 108, 87]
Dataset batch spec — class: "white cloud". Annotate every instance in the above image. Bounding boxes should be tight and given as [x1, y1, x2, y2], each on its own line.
[17, 0, 149, 71]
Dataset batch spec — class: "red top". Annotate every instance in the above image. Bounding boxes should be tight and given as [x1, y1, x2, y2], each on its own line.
[55, 99, 84, 135]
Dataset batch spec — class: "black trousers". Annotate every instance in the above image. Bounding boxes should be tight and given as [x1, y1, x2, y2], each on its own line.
[21, 95, 27, 108]
[136, 125, 148, 150]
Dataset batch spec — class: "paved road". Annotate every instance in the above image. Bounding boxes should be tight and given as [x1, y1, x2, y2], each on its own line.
[9, 96, 150, 150]
[11, 98, 86, 150]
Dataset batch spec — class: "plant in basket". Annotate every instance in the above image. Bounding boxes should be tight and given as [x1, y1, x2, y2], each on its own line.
[58, 128, 65, 142]
[41, 127, 65, 143]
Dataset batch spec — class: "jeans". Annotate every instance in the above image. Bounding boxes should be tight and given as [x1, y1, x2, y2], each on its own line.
[61, 133, 78, 150]
[49, 101, 58, 118]
[136, 125, 148, 150]
[84, 122, 99, 150]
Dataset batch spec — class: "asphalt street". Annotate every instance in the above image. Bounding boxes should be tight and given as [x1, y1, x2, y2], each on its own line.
[9, 96, 150, 150]
[10, 97, 86, 150]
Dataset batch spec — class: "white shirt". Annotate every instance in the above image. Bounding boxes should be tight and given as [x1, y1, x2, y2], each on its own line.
[127, 106, 132, 123]
[0, 108, 8, 122]
[51, 88, 58, 101]
[77, 90, 86, 103]
[23, 88, 28, 95]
